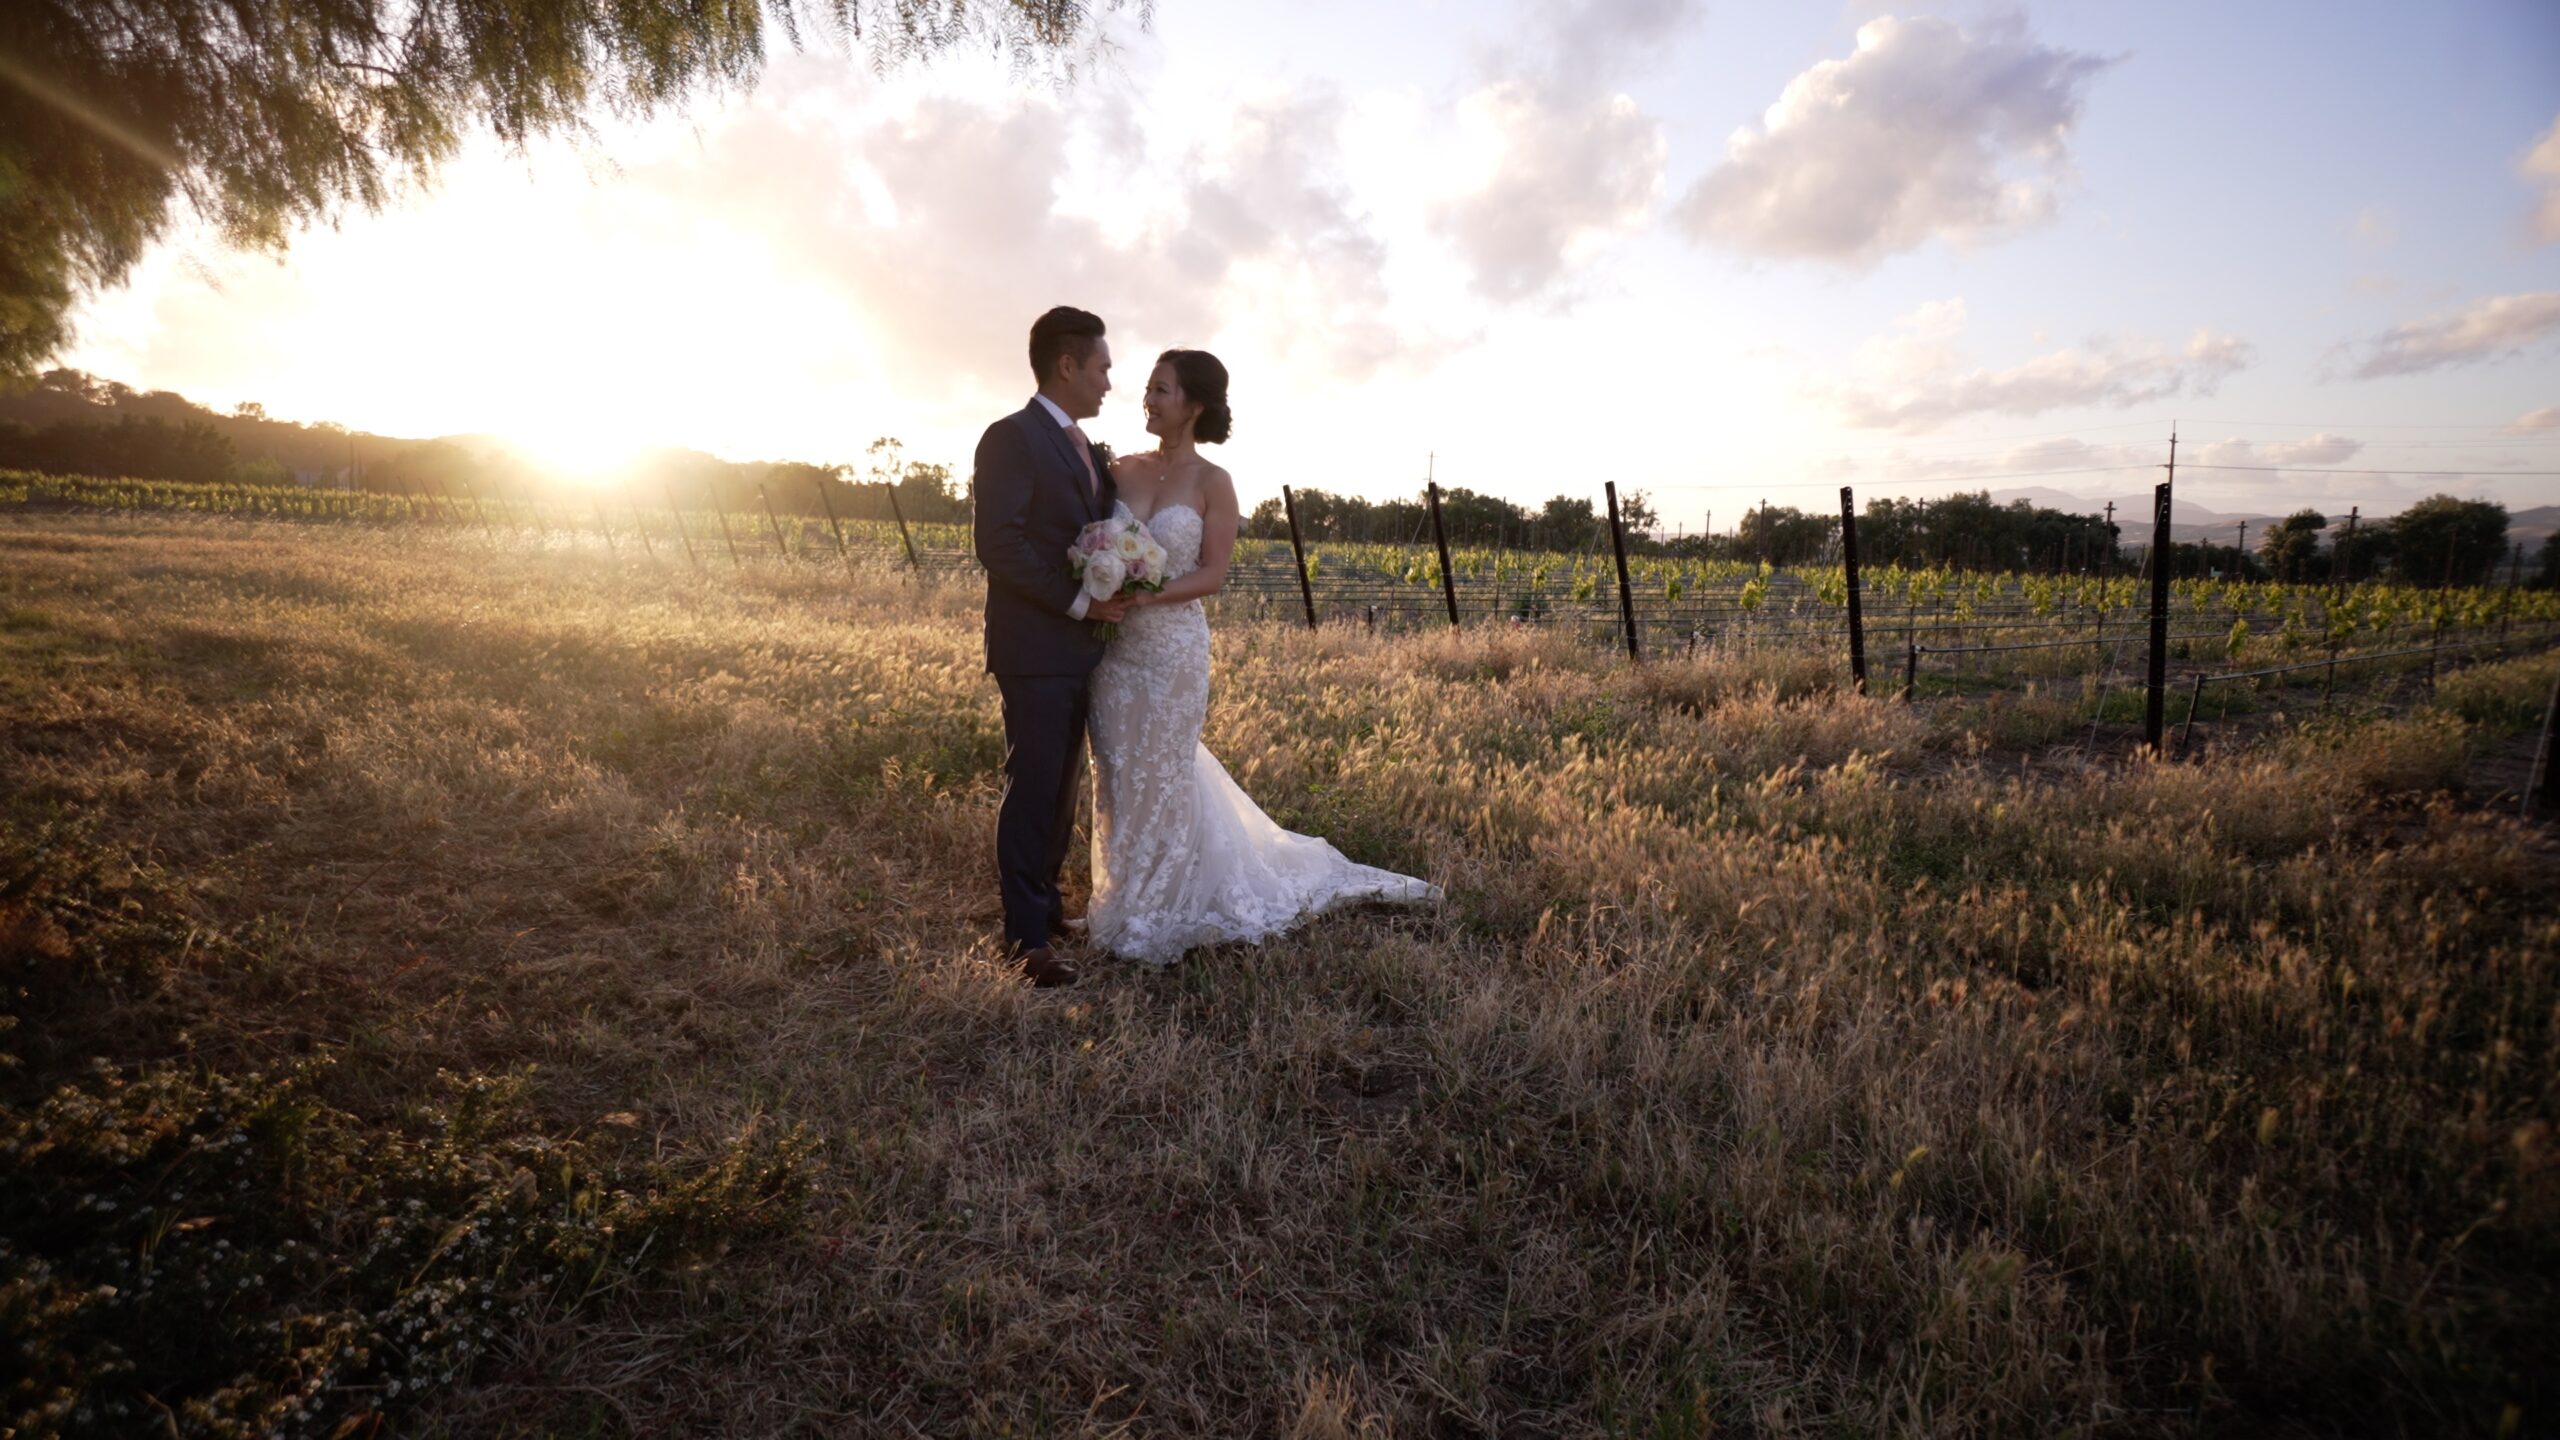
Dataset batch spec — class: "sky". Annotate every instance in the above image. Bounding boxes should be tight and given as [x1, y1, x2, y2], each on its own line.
[58, 0, 2560, 530]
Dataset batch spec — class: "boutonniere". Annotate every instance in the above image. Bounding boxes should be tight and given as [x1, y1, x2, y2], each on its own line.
[1090, 441, 1113, 470]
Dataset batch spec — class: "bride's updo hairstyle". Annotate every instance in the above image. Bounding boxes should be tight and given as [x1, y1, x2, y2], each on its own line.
[1158, 348, 1232, 444]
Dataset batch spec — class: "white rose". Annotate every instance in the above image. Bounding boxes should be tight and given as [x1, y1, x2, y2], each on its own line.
[1082, 552, 1127, 600]
[1114, 529, 1146, 560]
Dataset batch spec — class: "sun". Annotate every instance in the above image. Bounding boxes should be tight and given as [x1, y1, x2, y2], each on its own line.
[502, 409, 653, 483]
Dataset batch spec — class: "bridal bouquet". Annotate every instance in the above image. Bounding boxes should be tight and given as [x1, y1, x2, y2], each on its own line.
[1070, 515, 1169, 639]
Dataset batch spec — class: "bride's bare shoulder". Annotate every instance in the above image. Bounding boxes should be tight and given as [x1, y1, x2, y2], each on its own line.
[1109, 450, 1168, 479]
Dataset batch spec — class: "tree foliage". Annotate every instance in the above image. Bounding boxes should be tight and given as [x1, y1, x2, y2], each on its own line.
[2258, 509, 2328, 583]
[1846, 492, 2120, 572]
[1242, 486, 1662, 549]
[2387, 494, 2510, 588]
[0, 413, 235, 484]
[0, 0, 1135, 375]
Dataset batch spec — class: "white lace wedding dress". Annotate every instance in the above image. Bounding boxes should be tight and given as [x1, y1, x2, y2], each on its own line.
[1087, 501, 1439, 965]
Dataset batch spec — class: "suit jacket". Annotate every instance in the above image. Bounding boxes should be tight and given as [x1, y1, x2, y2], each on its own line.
[974, 398, 1118, 676]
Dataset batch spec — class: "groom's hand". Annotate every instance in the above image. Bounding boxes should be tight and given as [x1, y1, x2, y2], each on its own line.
[1089, 596, 1132, 623]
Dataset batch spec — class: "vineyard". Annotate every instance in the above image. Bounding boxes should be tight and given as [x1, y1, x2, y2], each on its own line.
[13, 467, 2557, 747]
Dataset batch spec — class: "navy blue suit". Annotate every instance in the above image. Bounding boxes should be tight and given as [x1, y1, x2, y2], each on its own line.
[974, 399, 1116, 951]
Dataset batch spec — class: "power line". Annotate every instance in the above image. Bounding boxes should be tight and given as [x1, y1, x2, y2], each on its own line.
[1650, 463, 2163, 491]
[1803, 433, 2560, 474]
[2177, 416, 2553, 431]
[2180, 463, 2560, 476]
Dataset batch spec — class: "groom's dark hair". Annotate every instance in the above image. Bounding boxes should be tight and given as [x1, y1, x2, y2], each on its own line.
[1028, 306, 1107, 383]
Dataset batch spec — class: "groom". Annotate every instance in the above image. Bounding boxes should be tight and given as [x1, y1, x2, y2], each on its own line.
[973, 306, 1130, 987]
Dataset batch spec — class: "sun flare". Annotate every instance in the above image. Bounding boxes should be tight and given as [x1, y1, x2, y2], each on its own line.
[503, 415, 652, 482]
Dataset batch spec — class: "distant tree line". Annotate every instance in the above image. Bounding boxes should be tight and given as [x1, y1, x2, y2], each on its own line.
[8, 370, 2539, 585]
[0, 415, 242, 486]
[2251, 499, 2530, 588]
[1243, 487, 1662, 549]
[1247, 484, 2543, 587]
[1248, 487, 2121, 569]
[0, 369, 969, 525]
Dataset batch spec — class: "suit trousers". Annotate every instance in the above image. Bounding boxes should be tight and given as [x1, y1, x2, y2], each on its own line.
[993, 671, 1091, 951]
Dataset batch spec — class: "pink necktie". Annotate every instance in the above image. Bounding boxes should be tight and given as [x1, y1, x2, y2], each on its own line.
[1065, 422, 1099, 501]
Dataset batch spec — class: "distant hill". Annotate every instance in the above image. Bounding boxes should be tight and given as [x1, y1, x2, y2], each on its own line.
[0, 372, 839, 491]
[2509, 504, 2558, 560]
[0, 369, 410, 483]
[1986, 486, 2550, 556]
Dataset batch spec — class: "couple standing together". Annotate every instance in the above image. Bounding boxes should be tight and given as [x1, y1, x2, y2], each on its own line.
[973, 306, 1439, 987]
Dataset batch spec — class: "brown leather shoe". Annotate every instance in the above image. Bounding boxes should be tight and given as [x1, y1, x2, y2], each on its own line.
[1015, 946, 1080, 989]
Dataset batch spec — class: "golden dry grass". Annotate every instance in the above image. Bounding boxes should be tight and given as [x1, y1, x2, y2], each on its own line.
[3, 513, 2556, 1438]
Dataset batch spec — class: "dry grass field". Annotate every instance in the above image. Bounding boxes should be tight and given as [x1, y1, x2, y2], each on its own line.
[3, 512, 2556, 1438]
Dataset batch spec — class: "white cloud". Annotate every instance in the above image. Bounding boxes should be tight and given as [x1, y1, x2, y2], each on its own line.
[2262, 433, 2363, 466]
[631, 82, 1452, 409]
[1674, 16, 2112, 266]
[2525, 114, 2560, 244]
[2509, 406, 2560, 433]
[1428, 0, 1695, 302]
[2339, 291, 2560, 379]
[1430, 87, 1665, 302]
[2190, 434, 2363, 471]
[1827, 299, 2252, 432]
[1537, 0, 1700, 93]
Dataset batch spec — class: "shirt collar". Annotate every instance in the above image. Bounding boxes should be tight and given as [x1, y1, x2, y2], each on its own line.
[1031, 393, 1075, 429]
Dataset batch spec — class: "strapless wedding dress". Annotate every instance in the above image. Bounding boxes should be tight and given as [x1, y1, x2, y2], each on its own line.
[1086, 501, 1439, 965]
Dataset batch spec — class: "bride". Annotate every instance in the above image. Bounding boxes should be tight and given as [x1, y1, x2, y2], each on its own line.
[1085, 348, 1439, 966]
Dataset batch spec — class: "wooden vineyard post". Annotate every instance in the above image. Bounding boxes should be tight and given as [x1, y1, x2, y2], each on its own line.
[625, 489, 655, 559]
[2529, 662, 2560, 817]
[1839, 485, 1867, 693]
[2430, 529, 2459, 691]
[2144, 437, 2176, 753]
[814, 474, 851, 566]
[706, 480, 742, 568]
[756, 483, 790, 558]
[665, 485, 702, 570]
[1605, 481, 1640, 661]
[1282, 485, 1319, 631]
[457, 479, 496, 537]
[2178, 671, 2207, 754]
[438, 478, 484, 537]
[592, 495, 615, 555]
[1426, 481, 1460, 629]
[2505, 542, 2523, 640]
[883, 483, 920, 570]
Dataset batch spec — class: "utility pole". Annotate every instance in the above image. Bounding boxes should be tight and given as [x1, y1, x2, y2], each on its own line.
[2235, 519, 2248, 579]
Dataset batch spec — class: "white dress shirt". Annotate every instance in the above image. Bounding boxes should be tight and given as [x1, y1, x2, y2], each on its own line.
[1035, 393, 1100, 620]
